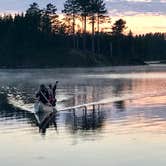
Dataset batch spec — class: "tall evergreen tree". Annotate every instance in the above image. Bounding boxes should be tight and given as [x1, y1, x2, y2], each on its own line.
[76, 0, 91, 50]
[42, 3, 58, 34]
[63, 0, 79, 48]
[112, 19, 127, 36]
[62, 0, 79, 34]
[77, 0, 91, 33]
[89, 0, 107, 53]
[25, 3, 42, 34]
[96, 0, 107, 33]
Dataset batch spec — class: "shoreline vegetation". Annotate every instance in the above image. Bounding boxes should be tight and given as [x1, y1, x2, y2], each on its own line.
[0, 1, 165, 68]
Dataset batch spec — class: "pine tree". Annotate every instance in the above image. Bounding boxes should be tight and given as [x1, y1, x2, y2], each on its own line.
[112, 19, 127, 36]
[25, 3, 42, 33]
[62, 0, 79, 34]
[42, 3, 58, 34]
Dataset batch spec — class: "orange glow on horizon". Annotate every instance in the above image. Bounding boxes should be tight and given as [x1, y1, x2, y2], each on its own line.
[1, 11, 166, 35]
[108, 14, 166, 35]
[61, 13, 166, 35]
[62, 14, 166, 35]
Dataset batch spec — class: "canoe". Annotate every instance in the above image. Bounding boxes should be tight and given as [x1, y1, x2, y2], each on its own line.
[34, 101, 56, 113]
[34, 102, 57, 129]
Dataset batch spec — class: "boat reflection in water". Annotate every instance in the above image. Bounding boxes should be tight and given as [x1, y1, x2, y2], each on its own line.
[35, 104, 107, 135]
[36, 111, 58, 134]
[1, 68, 166, 137]
[0, 92, 109, 135]
[1, 68, 166, 166]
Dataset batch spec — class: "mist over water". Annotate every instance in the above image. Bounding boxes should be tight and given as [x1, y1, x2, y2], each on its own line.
[0, 66, 166, 166]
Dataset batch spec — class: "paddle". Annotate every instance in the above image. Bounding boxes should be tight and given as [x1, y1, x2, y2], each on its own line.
[40, 90, 52, 107]
[39, 81, 59, 108]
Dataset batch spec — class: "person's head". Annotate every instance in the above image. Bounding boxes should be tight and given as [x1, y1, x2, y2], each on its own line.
[40, 84, 46, 90]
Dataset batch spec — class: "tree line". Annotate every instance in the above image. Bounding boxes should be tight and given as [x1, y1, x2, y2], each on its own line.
[0, 1, 165, 68]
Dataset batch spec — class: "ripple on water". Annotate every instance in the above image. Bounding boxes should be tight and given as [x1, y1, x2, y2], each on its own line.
[1, 68, 166, 159]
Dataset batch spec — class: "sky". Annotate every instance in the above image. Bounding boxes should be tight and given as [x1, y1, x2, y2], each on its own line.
[0, 0, 166, 34]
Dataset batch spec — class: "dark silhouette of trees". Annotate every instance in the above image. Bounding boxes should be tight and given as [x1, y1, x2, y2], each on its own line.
[89, 0, 107, 53]
[0, 2, 165, 68]
[41, 3, 60, 34]
[95, 0, 107, 33]
[41, 5, 52, 34]
[110, 19, 127, 59]
[63, 0, 79, 48]
[62, 0, 107, 52]
[25, 3, 41, 33]
[63, 0, 78, 34]
[112, 19, 127, 36]
[76, 0, 91, 50]
[77, 0, 90, 34]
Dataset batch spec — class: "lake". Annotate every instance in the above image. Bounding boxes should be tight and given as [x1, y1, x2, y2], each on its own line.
[0, 66, 166, 166]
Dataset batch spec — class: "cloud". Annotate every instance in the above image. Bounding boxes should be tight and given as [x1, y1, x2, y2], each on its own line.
[105, 0, 166, 16]
[0, 0, 64, 13]
[0, 0, 166, 16]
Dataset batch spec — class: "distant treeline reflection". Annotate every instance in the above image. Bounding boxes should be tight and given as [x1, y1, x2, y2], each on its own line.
[0, 92, 107, 135]
[0, 1, 165, 68]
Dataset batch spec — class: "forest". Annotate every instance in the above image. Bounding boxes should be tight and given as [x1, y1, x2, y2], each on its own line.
[0, 0, 165, 68]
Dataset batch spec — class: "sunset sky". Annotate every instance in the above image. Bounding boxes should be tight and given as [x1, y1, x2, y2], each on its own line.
[0, 0, 166, 34]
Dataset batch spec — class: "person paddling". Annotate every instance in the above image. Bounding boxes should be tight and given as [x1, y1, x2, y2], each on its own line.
[36, 84, 49, 105]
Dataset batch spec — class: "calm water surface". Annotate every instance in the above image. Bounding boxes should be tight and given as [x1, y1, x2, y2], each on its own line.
[1, 66, 166, 166]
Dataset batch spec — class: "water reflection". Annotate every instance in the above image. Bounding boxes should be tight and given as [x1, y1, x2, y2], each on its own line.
[0, 93, 31, 120]
[64, 107, 106, 133]
[114, 100, 125, 111]
[36, 106, 107, 135]
[0, 91, 107, 135]
[1, 68, 166, 166]
[38, 112, 58, 135]
[0, 68, 166, 137]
